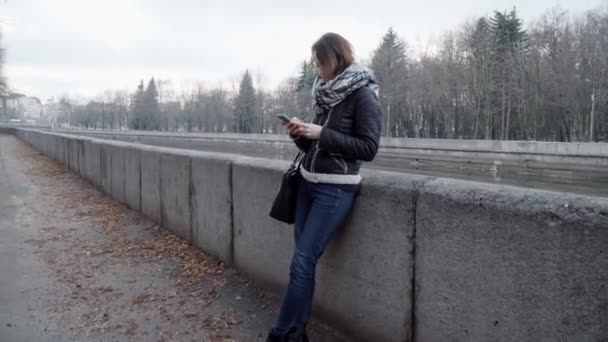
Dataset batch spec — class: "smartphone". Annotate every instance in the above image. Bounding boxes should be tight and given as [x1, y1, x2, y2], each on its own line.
[277, 114, 292, 124]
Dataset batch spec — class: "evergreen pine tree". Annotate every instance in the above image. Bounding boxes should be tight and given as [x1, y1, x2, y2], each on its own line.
[293, 59, 317, 119]
[489, 8, 527, 139]
[143, 78, 160, 130]
[371, 27, 409, 136]
[295, 59, 317, 92]
[233, 71, 256, 133]
[129, 80, 145, 129]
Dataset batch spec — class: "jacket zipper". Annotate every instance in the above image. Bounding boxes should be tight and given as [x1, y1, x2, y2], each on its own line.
[311, 143, 320, 173]
[310, 108, 333, 174]
[330, 153, 348, 173]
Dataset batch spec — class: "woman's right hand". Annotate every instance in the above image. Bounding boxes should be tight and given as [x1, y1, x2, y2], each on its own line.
[287, 117, 304, 135]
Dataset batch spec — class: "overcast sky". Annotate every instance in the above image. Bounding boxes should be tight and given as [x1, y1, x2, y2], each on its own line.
[1, 0, 606, 101]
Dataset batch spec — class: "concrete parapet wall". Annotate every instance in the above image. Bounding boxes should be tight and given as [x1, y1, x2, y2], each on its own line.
[109, 144, 126, 204]
[415, 179, 608, 341]
[123, 146, 141, 212]
[10, 128, 608, 342]
[0, 127, 17, 135]
[159, 151, 192, 241]
[190, 151, 236, 265]
[83, 139, 101, 187]
[139, 147, 162, 224]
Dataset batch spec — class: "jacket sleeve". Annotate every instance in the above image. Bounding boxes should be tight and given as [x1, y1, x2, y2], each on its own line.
[318, 87, 382, 162]
[290, 132, 313, 151]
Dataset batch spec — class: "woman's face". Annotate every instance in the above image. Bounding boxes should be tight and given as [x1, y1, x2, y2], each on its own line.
[314, 55, 335, 81]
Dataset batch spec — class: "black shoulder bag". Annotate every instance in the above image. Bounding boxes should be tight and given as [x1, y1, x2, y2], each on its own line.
[268, 149, 305, 224]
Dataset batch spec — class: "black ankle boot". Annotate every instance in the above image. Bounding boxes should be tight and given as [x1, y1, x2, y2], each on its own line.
[289, 327, 310, 342]
[266, 330, 289, 342]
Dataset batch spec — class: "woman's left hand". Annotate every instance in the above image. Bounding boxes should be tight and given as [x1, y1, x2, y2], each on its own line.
[294, 123, 323, 140]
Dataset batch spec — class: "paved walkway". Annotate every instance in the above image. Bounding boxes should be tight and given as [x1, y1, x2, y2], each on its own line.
[0, 134, 349, 342]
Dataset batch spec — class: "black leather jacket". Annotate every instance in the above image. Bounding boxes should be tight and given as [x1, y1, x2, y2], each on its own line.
[291, 86, 382, 175]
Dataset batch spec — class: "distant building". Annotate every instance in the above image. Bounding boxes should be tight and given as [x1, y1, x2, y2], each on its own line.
[19, 96, 43, 118]
[1, 93, 43, 120]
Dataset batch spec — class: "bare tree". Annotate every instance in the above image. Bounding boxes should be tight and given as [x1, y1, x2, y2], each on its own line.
[464, 18, 494, 139]
[112, 90, 129, 130]
[157, 79, 175, 131]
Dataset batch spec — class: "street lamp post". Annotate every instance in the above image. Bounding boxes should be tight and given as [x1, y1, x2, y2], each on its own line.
[585, 79, 595, 142]
[590, 90, 595, 142]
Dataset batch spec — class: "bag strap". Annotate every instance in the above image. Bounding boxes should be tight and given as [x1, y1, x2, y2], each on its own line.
[291, 150, 305, 168]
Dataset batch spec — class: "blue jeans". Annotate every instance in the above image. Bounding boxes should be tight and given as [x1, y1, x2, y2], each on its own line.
[272, 179, 358, 335]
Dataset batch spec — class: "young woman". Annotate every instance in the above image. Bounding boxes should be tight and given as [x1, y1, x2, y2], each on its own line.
[266, 32, 382, 342]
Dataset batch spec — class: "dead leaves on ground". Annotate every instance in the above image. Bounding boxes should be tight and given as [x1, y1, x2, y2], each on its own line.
[19, 141, 226, 284]
[14, 141, 244, 340]
[202, 310, 242, 332]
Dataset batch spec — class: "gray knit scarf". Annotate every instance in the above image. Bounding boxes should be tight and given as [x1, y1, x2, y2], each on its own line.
[312, 63, 380, 115]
